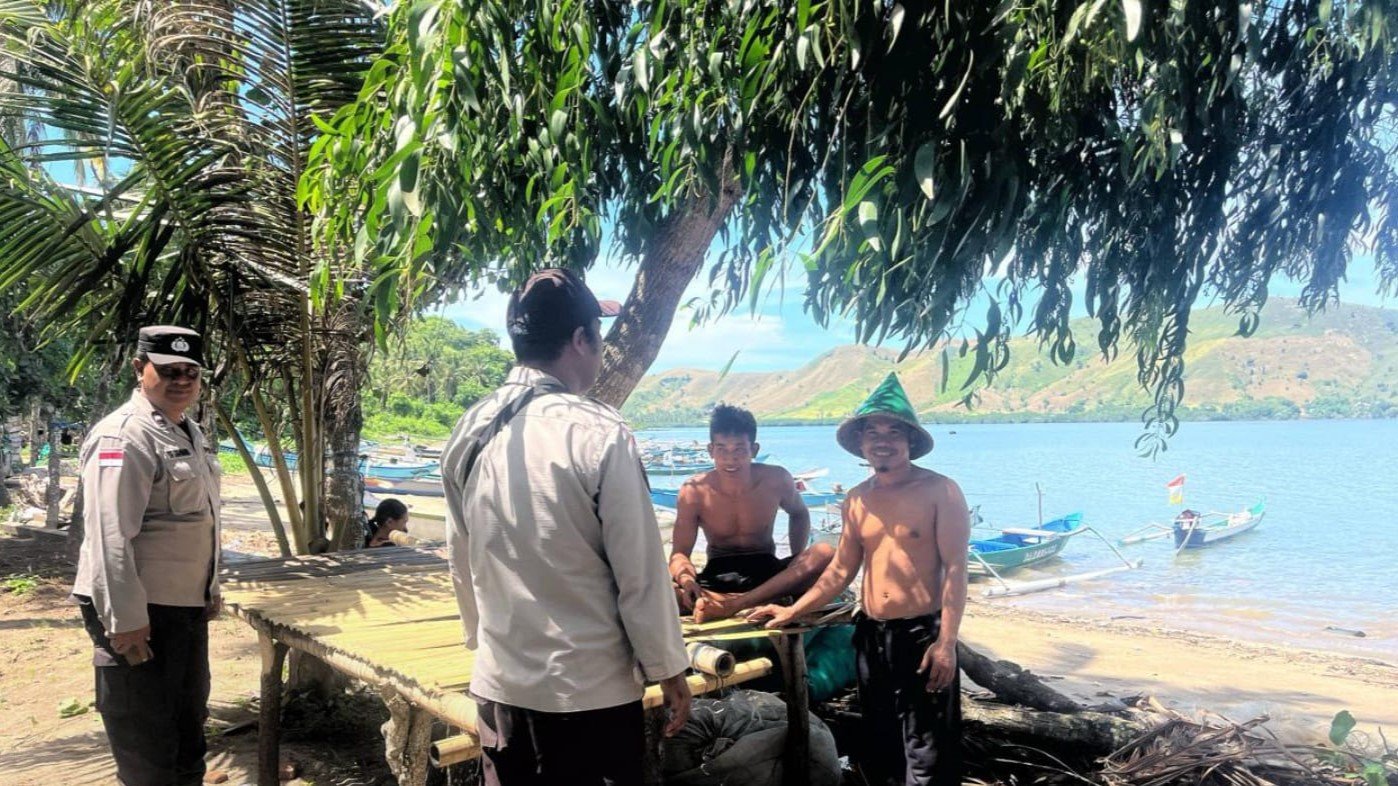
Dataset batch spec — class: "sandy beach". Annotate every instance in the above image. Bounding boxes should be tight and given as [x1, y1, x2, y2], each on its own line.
[1, 470, 1392, 783]
[1, 522, 1394, 785]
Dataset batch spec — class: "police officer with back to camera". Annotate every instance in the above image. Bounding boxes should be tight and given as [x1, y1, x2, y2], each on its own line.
[72, 325, 222, 786]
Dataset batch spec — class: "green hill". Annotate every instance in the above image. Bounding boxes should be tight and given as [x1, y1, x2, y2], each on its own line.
[622, 299, 1398, 427]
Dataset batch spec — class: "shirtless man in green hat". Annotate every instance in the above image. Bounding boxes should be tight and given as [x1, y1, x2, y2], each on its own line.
[746, 372, 970, 786]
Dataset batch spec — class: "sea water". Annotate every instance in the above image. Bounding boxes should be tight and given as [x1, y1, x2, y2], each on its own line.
[641, 419, 1398, 660]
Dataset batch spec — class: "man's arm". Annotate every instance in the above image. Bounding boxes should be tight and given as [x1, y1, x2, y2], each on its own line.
[84, 434, 156, 637]
[441, 433, 479, 650]
[777, 469, 811, 557]
[598, 429, 691, 685]
[668, 482, 702, 598]
[747, 496, 863, 627]
[920, 478, 970, 691]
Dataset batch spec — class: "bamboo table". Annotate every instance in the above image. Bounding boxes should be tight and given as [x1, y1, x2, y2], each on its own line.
[221, 549, 811, 786]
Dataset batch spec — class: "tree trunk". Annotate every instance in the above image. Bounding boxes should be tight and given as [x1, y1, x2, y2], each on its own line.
[323, 305, 368, 553]
[324, 390, 365, 551]
[28, 399, 40, 467]
[591, 168, 742, 409]
[43, 405, 62, 527]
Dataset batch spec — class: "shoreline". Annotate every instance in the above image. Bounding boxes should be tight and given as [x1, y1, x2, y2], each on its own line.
[961, 600, 1398, 746]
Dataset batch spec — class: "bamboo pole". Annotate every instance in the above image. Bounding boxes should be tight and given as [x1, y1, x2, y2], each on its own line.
[248, 384, 305, 553]
[427, 657, 777, 768]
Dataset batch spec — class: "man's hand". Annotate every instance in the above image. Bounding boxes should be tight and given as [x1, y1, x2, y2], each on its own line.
[204, 596, 223, 621]
[110, 625, 153, 665]
[658, 672, 692, 737]
[675, 578, 702, 613]
[918, 641, 957, 692]
[744, 604, 798, 630]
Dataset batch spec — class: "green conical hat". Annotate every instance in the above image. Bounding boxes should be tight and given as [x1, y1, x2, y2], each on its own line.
[835, 373, 934, 459]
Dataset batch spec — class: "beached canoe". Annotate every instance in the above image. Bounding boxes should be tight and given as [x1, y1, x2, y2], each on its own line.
[364, 476, 445, 497]
[1172, 500, 1265, 549]
[968, 512, 1083, 575]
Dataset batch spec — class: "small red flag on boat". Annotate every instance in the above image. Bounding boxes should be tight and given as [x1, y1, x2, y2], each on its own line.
[1166, 474, 1185, 505]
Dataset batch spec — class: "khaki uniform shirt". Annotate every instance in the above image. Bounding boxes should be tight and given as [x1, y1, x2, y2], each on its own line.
[73, 390, 221, 633]
[442, 367, 688, 713]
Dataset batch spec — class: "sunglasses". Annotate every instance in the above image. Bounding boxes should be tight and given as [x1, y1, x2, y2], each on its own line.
[151, 365, 203, 381]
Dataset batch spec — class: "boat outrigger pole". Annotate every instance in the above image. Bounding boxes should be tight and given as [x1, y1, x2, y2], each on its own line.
[981, 526, 1142, 598]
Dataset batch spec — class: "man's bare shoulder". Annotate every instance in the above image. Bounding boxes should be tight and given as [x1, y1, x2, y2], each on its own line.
[677, 473, 712, 499]
[912, 467, 968, 501]
[750, 463, 793, 485]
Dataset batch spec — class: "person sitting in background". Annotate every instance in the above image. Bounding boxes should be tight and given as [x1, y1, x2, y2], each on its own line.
[365, 498, 410, 547]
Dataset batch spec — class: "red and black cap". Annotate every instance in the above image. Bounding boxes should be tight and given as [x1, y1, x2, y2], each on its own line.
[137, 325, 203, 367]
[506, 269, 621, 344]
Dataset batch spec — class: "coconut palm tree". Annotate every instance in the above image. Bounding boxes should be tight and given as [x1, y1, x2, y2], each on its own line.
[0, 0, 385, 554]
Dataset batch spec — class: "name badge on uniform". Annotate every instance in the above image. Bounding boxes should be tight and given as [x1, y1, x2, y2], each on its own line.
[164, 447, 192, 459]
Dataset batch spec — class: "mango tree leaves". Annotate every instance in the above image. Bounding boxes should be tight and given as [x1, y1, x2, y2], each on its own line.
[307, 0, 1398, 450]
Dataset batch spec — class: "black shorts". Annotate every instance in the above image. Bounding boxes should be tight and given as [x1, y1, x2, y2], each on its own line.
[696, 553, 792, 593]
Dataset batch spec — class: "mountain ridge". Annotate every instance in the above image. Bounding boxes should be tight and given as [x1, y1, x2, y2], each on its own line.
[621, 299, 1398, 427]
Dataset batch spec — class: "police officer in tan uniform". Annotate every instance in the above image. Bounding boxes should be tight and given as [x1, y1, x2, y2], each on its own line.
[72, 326, 222, 786]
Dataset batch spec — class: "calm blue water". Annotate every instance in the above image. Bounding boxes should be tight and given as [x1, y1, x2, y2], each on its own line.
[641, 420, 1398, 659]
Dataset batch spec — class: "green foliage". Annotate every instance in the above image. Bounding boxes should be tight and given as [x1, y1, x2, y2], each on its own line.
[306, 0, 1397, 455]
[0, 0, 388, 554]
[217, 451, 248, 477]
[1325, 711, 1395, 786]
[56, 697, 89, 718]
[1330, 710, 1359, 746]
[1, 574, 40, 596]
[360, 316, 513, 437]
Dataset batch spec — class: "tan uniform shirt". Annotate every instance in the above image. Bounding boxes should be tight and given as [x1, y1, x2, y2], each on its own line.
[442, 367, 688, 713]
[73, 390, 221, 633]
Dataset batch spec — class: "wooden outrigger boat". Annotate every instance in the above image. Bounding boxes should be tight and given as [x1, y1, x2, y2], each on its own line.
[969, 511, 1142, 597]
[968, 512, 1083, 575]
[1118, 500, 1266, 552]
[1172, 500, 1266, 549]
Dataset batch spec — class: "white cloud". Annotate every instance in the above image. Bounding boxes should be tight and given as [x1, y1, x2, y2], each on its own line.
[433, 258, 856, 372]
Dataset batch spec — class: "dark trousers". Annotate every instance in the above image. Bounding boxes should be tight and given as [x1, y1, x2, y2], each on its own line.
[474, 696, 645, 786]
[78, 600, 210, 786]
[853, 611, 963, 786]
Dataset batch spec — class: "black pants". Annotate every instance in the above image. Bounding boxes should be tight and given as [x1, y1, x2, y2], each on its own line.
[853, 611, 963, 786]
[78, 600, 210, 786]
[696, 553, 793, 593]
[474, 696, 645, 786]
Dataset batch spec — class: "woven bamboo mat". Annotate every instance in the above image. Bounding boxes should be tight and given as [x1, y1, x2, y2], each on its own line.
[219, 548, 799, 703]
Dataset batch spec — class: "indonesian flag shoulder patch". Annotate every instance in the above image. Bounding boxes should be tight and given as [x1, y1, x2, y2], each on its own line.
[98, 444, 125, 468]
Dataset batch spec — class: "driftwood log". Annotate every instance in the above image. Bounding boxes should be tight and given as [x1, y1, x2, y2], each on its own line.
[956, 641, 1085, 714]
[953, 641, 1151, 757]
[962, 696, 1145, 753]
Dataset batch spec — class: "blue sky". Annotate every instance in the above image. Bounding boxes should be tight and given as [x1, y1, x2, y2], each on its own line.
[438, 256, 1393, 373]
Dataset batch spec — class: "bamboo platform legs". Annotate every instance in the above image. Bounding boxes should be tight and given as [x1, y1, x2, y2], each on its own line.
[775, 633, 810, 786]
[257, 633, 288, 786]
[381, 687, 434, 786]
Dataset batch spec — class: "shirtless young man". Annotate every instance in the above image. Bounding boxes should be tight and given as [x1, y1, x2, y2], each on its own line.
[668, 405, 836, 623]
[747, 374, 970, 786]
